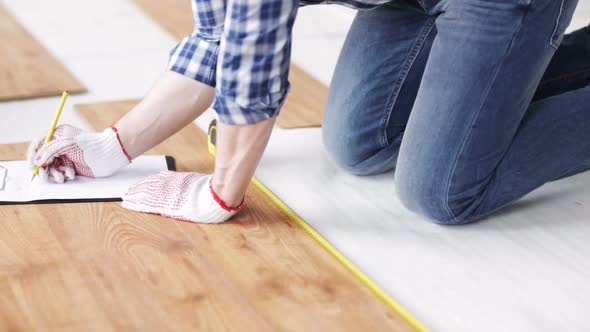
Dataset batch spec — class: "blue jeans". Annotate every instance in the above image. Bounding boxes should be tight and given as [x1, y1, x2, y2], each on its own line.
[322, 0, 590, 224]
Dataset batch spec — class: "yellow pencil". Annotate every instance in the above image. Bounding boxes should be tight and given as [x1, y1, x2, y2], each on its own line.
[31, 91, 69, 181]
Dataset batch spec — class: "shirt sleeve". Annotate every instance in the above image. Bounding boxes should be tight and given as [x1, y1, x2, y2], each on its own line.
[168, 0, 226, 87]
[212, 0, 298, 125]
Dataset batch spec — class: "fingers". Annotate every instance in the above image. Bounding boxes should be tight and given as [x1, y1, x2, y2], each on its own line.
[31, 125, 83, 168]
[35, 164, 76, 184]
[34, 138, 76, 168]
[61, 158, 76, 170]
[59, 165, 76, 181]
[121, 198, 160, 216]
[120, 171, 203, 222]
[37, 166, 50, 182]
[48, 167, 66, 183]
[122, 171, 172, 203]
[52, 124, 84, 139]
[28, 125, 78, 167]
[121, 173, 168, 216]
[28, 125, 84, 184]
[26, 137, 45, 170]
[122, 171, 203, 208]
[120, 172, 234, 224]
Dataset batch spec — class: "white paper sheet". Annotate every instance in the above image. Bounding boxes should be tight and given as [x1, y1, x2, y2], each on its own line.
[0, 155, 172, 203]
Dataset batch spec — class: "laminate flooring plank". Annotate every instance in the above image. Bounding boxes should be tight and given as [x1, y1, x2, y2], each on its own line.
[0, 145, 269, 330]
[0, 5, 86, 101]
[77, 100, 413, 331]
[279, 64, 327, 129]
[0, 196, 113, 331]
[133, 0, 325, 128]
[45, 201, 270, 331]
[0, 142, 28, 160]
[133, 0, 193, 41]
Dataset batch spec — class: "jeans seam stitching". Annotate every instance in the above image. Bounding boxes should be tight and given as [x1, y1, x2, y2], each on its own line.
[380, 17, 436, 147]
[549, 0, 565, 49]
[444, 8, 529, 223]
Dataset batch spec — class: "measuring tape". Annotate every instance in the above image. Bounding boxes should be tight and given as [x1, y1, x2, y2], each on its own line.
[208, 119, 428, 332]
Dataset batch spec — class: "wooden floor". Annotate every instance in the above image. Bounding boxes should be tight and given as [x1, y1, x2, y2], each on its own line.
[0, 5, 85, 101]
[133, 0, 326, 129]
[0, 100, 413, 331]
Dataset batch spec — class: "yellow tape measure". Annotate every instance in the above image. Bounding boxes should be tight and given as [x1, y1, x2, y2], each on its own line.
[207, 119, 428, 332]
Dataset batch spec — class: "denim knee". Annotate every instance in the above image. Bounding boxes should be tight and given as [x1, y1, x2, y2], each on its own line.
[322, 124, 377, 176]
[395, 174, 493, 225]
[394, 165, 468, 225]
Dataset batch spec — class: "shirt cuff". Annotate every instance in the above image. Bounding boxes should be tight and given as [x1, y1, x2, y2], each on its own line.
[212, 85, 290, 125]
[167, 36, 219, 87]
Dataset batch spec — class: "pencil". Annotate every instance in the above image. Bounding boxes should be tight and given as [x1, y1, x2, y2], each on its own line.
[31, 91, 70, 182]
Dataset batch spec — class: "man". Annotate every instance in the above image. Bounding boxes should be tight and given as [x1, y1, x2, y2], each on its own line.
[30, 0, 590, 224]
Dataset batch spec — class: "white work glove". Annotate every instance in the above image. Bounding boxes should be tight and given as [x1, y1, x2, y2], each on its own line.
[121, 171, 245, 223]
[28, 124, 131, 183]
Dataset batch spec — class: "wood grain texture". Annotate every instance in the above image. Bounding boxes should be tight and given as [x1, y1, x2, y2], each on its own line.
[0, 102, 413, 331]
[0, 5, 86, 101]
[0, 142, 28, 160]
[77, 100, 413, 331]
[279, 65, 327, 128]
[133, 0, 325, 128]
[133, 0, 193, 41]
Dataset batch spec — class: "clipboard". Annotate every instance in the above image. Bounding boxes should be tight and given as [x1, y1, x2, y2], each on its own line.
[0, 155, 176, 205]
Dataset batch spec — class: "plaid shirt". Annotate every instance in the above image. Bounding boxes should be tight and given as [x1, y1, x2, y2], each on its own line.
[168, 0, 390, 125]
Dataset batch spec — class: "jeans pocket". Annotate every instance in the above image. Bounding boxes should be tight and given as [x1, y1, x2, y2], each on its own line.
[549, 0, 578, 49]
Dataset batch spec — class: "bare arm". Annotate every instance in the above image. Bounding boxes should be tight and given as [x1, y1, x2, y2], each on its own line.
[115, 71, 215, 159]
[212, 117, 275, 207]
[116, 70, 274, 208]
[117, 0, 292, 219]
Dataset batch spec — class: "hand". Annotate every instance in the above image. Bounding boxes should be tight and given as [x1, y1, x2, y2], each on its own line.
[28, 124, 131, 183]
[121, 171, 245, 224]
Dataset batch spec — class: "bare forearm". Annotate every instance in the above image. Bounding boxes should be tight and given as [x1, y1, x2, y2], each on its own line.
[115, 70, 274, 208]
[212, 116, 276, 207]
[115, 71, 215, 158]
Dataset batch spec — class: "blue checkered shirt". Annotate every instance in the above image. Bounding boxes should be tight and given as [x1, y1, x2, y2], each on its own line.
[168, 0, 389, 125]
